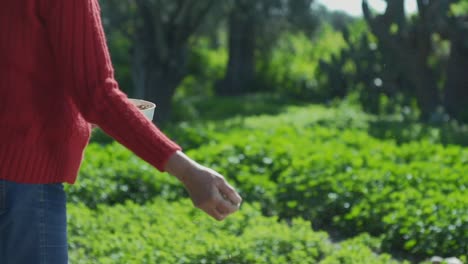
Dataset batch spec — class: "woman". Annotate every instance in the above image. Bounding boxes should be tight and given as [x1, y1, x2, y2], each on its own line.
[0, 0, 242, 263]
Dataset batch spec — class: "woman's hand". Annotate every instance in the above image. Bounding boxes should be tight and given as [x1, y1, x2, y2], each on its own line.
[165, 151, 242, 221]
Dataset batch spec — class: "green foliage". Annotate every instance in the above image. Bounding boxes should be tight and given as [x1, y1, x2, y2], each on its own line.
[184, 102, 467, 259]
[178, 36, 228, 98]
[66, 143, 186, 208]
[321, 234, 401, 264]
[89, 128, 114, 145]
[450, 1, 468, 16]
[172, 36, 229, 121]
[107, 31, 133, 95]
[257, 25, 346, 99]
[68, 199, 402, 264]
[76, 100, 468, 261]
[367, 111, 468, 146]
[171, 93, 298, 123]
[318, 19, 400, 113]
[278, 139, 468, 258]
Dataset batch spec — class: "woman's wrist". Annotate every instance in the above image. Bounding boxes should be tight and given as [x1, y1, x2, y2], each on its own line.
[164, 151, 198, 183]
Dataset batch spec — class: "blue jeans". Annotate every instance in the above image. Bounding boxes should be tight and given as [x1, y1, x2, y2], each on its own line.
[0, 179, 68, 264]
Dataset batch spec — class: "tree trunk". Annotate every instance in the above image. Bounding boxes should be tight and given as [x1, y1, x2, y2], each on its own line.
[131, 36, 187, 123]
[362, 0, 441, 119]
[144, 68, 179, 124]
[415, 67, 440, 120]
[216, 7, 256, 96]
[412, 28, 440, 120]
[444, 21, 468, 120]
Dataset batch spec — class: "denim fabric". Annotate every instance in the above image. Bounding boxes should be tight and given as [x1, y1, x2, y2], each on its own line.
[0, 179, 68, 264]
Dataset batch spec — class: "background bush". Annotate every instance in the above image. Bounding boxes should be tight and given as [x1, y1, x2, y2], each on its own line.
[77, 100, 467, 262]
[68, 199, 404, 264]
[66, 143, 185, 208]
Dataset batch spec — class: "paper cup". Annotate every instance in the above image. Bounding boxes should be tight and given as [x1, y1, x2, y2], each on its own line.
[129, 99, 156, 121]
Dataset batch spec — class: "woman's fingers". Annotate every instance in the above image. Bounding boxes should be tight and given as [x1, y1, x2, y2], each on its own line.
[217, 181, 242, 207]
[198, 189, 239, 221]
[205, 206, 226, 221]
[216, 198, 238, 214]
[180, 164, 242, 221]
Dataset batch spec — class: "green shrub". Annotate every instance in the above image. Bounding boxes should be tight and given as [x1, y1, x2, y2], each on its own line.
[66, 143, 186, 208]
[89, 128, 115, 145]
[187, 128, 295, 216]
[171, 36, 228, 122]
[276, 136, 468, 259]
[321, 234, 399, 264]
[76, 101, 468, 260]
[257, 26, 346, 99]
[184, 104, 467, 259]
[68, 199, 403, 264]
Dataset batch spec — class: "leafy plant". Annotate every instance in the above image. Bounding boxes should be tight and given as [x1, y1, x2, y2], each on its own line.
[68, 199, 404, 264]
[76, 100, 468, 260]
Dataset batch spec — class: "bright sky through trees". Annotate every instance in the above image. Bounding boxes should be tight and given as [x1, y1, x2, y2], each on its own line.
[317, 0, 418, 16]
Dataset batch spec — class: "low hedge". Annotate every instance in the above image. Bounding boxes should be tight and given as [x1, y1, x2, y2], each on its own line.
[66, 143, 186, 209]
[68, 199, 403, 264]
[72, 103, 467, 260]
[187, 117, 468, 259]
[278, 156, 468, 259]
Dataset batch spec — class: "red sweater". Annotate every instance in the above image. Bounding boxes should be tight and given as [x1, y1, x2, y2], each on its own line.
[0, 0, 181, 184]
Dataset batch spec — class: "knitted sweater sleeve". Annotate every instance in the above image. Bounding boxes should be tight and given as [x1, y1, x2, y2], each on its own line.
[44, 0, 181, 171]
